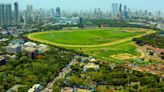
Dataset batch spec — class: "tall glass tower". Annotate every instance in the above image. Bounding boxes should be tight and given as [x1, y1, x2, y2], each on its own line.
[5, 4, 12, 26]
[0, 4, 5, 27]
[56, 7, 61, 17]
[14, 2, 19, 26]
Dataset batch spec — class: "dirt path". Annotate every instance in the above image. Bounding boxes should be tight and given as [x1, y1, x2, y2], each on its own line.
[131, 42, 146, 58]
[28, 30, 155, 48]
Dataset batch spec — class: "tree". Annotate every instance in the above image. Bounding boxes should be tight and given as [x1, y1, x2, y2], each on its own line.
[53, 84, 60, 92]
[18, 86, 29, 92]
[8, 59, 19, 67]
[0, 85, 4, 91]
[133, 84, 139, 89]
[20, 56, 29, 63]
[23, 75, 39, 87]
[32, 62, 48, 75]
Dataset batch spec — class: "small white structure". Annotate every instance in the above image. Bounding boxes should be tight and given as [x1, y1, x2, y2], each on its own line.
[0, 38, 9, 42]
[37, 44, 48, 53]
[24, 42, 37, 48]
[28, 84, 43, 92]
[83, 63, 100, 71]
[157, 23, 164, 30]
[90, 58, 96, 62]
[10, 55, 16, 60]
[23, 42, 48, 53]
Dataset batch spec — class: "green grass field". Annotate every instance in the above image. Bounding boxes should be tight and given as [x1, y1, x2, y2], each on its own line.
[33, 28, 143, 45]
[27, 28, 155, 63]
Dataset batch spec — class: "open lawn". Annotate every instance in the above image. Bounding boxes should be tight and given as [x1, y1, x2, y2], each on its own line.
[27, 28, 155, 63]
[32, 28, 143, 45]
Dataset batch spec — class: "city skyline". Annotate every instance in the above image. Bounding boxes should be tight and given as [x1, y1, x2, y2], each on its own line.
[0, 0, 163, 13]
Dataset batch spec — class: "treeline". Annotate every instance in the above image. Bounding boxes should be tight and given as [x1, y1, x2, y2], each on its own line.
[133, 33, 164, 48]
[84, 19, 152, 29]
[29, 24, 83, 32]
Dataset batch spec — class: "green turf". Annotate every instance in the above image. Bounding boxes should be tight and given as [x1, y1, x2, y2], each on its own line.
[33, 28, 143, 45]
[27, 28, 154, 63]
[69, 41, 140, 63]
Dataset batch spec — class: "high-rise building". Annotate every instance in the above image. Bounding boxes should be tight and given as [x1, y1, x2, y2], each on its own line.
[56, 7, 61, 17]
[26, 5, 34, 23]
[94, 8, 97, 19]
[50, 8, 55, 18]
[0, 4, 12, 27]
[0, 4, 5, 27]
[97, 8, 102, 19]
[115, 3, 119, 15]
[156, 11, 161, 18]
[127, 8, 131, 19]
[123, 5, 128, 20]
[27, 5, 33, 14]
[112, 3, 119, 17]
[144, 10, 148, 18]
[119, 4, 122, 14]
[14, 2, 19, 26]
[5, 4, 12, 26]
[112, 3, 115, 17]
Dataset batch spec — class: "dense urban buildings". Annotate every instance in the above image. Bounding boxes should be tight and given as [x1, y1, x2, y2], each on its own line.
[0, 2, 163, 29]
[0, 2, 18, 27]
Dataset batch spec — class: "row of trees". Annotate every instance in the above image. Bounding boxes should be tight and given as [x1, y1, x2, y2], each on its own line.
[84, 19, 152, 29]
[134, 33, 164, 48]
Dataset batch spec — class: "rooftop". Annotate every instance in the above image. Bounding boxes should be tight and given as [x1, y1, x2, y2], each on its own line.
[0, 56, 4, 60]
[24, 42, 37, 47]
[28, 84, 43, 92]
[26, 47, 37, 52]
[84, 63, 99, 69]
[7, 44, 21, 48]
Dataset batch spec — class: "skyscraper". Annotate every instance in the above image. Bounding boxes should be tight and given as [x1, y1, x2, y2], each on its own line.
[123, 5, 128, 20]
[56, 7, 61, 17]
[26, 5, 34, 23]
[50, 8, 55, 18]
[112, 3, 119, 17]
[119, 4, 122, 14]
[0, 4, 5, 27]
[111, 3, 115, 17]
[5, 4, 12, 26]
[94, 8, 97, 19]
[14, 2, 19, 26]
[98, 8, 102, 19]
[115, 3, 119, 15]
[27, 5, 33, 14]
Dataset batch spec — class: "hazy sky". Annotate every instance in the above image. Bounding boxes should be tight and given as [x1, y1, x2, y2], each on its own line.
[0, 0, 163, 12]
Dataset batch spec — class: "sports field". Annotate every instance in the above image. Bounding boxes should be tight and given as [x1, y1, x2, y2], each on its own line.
[27, 28, 155, 63]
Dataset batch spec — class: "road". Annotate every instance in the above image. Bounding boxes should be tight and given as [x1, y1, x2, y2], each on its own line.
[41, 56, 78, 92]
